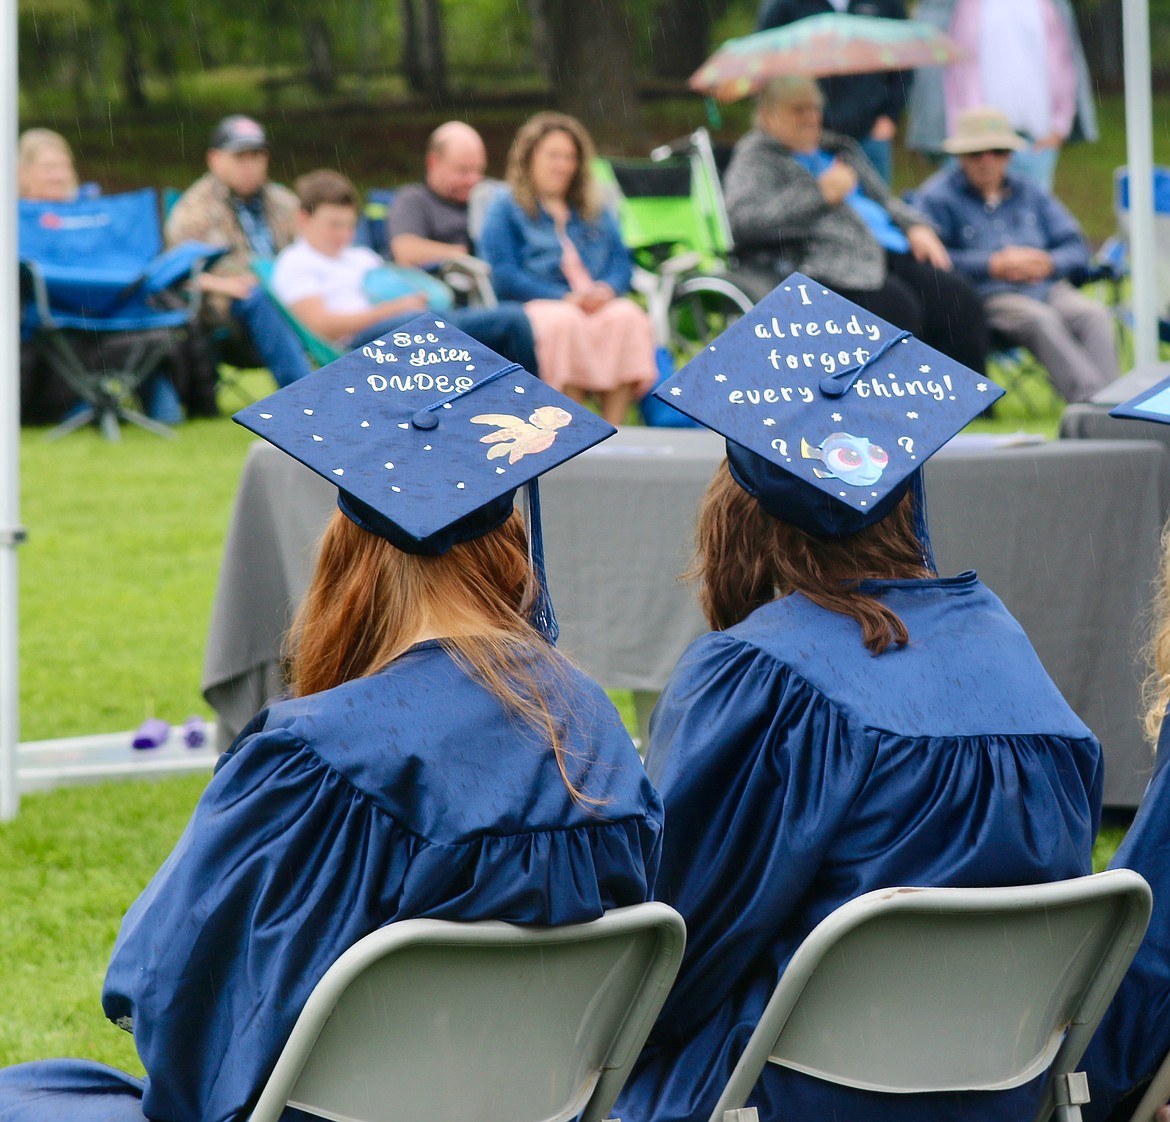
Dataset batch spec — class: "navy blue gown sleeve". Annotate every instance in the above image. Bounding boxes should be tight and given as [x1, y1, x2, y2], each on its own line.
[1081, 717, 1170, 1122]
[99, 704, 659, 1122]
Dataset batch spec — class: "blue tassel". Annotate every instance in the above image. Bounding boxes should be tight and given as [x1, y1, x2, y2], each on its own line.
[524, 481, 560, 645]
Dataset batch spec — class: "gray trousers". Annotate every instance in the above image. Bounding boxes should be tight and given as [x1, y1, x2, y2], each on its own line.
[984, 281, 1119, 403]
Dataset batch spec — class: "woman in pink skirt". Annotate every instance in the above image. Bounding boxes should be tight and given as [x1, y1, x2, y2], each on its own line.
[478, 112, 657, 425]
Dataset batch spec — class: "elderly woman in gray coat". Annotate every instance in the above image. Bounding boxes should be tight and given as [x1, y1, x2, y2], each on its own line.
[724, 75, 988, 375]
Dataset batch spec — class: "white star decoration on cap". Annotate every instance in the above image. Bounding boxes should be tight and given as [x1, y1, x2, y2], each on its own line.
[670, 387, 682, 397]
[977, 383, 988, 392]
[906, 411, 919, 419]
[715, 374, 727, 382]
[831, 412, 842, 422]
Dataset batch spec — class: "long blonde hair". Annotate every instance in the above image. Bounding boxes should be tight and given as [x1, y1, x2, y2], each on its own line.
[1141, 520, 1170, 744]
[689, 462, 933, 653]
[505, 111, 603, 221]
[286, 508, 600, 802]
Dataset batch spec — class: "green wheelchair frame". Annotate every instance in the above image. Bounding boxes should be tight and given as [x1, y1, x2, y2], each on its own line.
[594, 127, 756, 366]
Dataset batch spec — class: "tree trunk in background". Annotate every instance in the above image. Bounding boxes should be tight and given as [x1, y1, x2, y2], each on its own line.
[1074, 0, 1123, 86]
[526, 0, 555, 83]
[649, 0, 730, 80]
[400, 0, 449, 103]
[304, 17, 337, 95]
[543, 0, 644, 137]
[113, 0, 148, 108]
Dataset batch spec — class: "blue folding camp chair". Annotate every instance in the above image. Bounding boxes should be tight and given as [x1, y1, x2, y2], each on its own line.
[19, 188, 225, 440]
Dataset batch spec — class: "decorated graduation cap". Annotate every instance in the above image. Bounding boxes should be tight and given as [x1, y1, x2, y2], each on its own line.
[1108, 370, 1170, 426]
[653, 273, 1003, 540]
[233, 314, 616, 640]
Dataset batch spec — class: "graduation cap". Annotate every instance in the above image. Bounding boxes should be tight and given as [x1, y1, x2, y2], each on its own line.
[652, 273, 1003, 537]
[234, 315, 617, 639]
[1108, 369, 1170, 425]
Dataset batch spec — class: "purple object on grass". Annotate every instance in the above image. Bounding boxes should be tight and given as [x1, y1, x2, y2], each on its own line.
[183, 716, 207, 748]
[131, 717, 171, 749]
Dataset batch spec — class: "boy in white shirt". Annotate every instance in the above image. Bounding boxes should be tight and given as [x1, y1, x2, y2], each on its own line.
[272, 169, 427, 347]
[272, 169, 541, 371]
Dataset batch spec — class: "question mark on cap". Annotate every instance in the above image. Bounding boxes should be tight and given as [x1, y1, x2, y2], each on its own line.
[897, 436, 916, 460]
[771, 437, 790, 460]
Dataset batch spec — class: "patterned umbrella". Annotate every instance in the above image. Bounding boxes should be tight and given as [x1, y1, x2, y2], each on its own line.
[690, 12, 967, 103]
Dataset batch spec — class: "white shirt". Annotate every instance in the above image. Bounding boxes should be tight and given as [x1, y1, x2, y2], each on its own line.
[272, 239, 383, 313]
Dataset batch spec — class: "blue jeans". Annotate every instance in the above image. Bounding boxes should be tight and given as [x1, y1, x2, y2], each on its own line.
[230, 288, 313, 387]
[352, 303, 539, 377]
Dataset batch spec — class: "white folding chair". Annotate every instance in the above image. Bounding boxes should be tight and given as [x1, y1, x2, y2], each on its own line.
[246, 901, 686, 1122]
[707, 871, 1152, 1122]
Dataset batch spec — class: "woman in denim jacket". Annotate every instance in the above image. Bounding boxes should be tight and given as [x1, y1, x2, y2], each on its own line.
[479, 112, 656, 425]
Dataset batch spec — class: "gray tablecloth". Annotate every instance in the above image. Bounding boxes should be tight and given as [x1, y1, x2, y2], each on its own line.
[203, 430, 1170, 807]
[1062, 402, 1170, 466]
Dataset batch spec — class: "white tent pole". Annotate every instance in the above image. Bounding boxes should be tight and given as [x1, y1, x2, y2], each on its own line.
[1, 0, 21, 820]
[1123, 0, 1159, 371]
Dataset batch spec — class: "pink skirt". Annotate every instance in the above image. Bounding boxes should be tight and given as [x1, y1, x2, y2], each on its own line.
[525, 297, 657, 395]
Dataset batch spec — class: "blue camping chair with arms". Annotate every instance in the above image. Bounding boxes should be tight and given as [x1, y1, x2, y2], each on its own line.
[19, 188, 225, 440]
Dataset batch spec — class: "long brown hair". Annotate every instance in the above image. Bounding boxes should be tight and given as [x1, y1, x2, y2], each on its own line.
[286, 508, 600, 802]
[506, 111, 603, 221]
[690, 462, 933, 653]
[1141, 519, 1170, 744]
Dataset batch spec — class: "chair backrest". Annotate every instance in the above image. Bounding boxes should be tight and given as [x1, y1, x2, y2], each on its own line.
[250, 256, 343, 367]
[19, 188, 165, 276]
[1114, 165, 1170, 320]
[599, 128, 733, 266]
[708, 871, 1152, 1122]
[247, 902, 687, 1122]
[355, 187, 397, 254]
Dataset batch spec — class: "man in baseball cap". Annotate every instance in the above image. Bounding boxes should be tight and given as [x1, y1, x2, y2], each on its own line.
[165, 115, 312, 390]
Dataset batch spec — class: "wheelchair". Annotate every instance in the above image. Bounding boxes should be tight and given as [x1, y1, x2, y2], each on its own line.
[596, 128, 757, 368]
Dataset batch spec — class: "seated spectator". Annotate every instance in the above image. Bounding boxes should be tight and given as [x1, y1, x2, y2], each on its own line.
[388, 121, 488, 269]
[911, 107, 1118, 403]
[614, 283, 1101, 1122]
[18, 128, 186, 425]
[18, 128, 80, 202]
[166, 115, 313, 390]
[478, 112, 657, 426]
[387, 122, 538, 366]
[724, 75, 988, 375]
[273, 168, 539, 368]
[0, 337, 662, 1122]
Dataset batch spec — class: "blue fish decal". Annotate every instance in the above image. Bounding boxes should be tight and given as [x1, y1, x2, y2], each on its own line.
[801, 432, 889, 487]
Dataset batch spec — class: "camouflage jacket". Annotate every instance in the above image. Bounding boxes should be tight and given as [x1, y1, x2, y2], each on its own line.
[164, 172, 298, 325]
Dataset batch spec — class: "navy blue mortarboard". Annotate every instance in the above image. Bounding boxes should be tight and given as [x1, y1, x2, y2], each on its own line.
[1108, 369, 1170, 425]
[233, 316, 616, 637]
[652, 273, 1003, 538]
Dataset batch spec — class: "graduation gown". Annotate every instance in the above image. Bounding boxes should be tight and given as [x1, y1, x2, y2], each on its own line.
[1079, 717, 1170, 1122]
[615, 572, 1102, 1122]
[0, 641, 663, 1122]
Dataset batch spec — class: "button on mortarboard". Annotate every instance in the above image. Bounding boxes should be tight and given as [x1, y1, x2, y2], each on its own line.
[652, 273, 1003, 535]
[233, 315, 616, 554]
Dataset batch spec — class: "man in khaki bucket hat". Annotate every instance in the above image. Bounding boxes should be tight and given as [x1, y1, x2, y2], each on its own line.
[911, 106, 1118, 402]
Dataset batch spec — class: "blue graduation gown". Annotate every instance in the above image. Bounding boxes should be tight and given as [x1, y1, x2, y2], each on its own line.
[616, 572, 1102, 1122]
[1080, 717, 1170, 1122]
[0, 641, 663, 1122]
